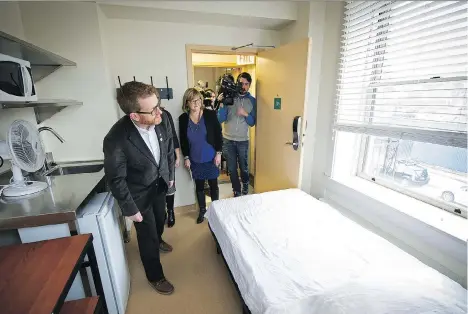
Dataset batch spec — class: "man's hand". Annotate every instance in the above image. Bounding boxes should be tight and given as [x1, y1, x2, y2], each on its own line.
[237, 107, 248, 117]
[214, 154, 221, 167]
[184, 159, 191, 169]
[168, 180, 174, 188]
[175, 158, 180, 168]
[128, 211, 143, 223]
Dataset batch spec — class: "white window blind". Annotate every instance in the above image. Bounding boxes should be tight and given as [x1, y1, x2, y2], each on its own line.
[334, 1, 468, 148]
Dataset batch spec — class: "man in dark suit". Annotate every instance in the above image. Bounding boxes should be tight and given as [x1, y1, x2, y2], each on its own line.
[103, 81, 175, 295]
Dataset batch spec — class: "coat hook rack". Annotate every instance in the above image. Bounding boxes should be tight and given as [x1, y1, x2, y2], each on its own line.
[149, 75, 173, 101]
[116, 76, 173, 101]
[156, 76, 173, 101]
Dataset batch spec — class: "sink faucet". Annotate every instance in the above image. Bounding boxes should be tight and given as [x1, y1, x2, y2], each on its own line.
[38, 127, 65, 171]
[38, 127, 65, 143]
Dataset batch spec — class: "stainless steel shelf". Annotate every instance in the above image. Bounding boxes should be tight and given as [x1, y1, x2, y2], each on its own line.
[1, 100, 82, 124]
[1, 99, 81, 109]
[0, 31, 76, 82]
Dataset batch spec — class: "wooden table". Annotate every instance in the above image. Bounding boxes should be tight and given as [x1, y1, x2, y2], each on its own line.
[60, 296, 101, 314]
[0, 234, 107, 314]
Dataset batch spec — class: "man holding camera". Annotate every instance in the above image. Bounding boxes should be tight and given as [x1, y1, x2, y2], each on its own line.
[217, 72, 256, 197]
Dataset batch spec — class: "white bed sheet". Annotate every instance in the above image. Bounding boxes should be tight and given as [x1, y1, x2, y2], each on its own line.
[206, 189, 467, 314]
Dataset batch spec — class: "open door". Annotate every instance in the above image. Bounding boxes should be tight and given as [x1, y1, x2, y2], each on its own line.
[255, 39, 311, 193]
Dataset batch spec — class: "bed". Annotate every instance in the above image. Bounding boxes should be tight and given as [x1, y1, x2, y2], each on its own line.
[206, 189, 467, 314]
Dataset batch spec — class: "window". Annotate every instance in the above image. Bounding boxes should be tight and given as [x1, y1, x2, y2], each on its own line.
[332, 1, 468, 218]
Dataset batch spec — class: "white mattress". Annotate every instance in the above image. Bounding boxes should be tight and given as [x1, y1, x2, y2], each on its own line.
[206, 189, 467, 314]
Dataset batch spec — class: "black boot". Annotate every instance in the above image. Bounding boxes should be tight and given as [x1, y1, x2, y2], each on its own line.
[210, 187, 219, 202]
[167, 209, 175, 228]
[197, 208, 207, 224]
[196, 190, 207, 224]
[166, 194, 175, 228]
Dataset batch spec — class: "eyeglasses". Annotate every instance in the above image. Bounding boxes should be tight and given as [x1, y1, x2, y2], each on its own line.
[189, 99, 202, 105]
[136, 105, 160, 115]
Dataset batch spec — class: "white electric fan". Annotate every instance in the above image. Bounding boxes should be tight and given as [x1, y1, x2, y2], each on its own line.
[0, 119, 48, 197]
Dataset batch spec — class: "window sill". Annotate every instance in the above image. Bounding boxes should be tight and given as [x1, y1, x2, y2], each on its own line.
[328, 175, 467, 242]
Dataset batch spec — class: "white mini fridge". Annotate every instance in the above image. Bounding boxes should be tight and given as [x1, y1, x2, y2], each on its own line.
[77, 192, 130, 314]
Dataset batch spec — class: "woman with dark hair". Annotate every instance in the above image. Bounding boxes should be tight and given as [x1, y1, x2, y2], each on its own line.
[204, 89, 217, 111]
[179, 88, 223, 224]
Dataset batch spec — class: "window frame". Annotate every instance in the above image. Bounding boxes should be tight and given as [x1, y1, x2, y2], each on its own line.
[355, 134, 467, 219]
[336, 1, 468, 219]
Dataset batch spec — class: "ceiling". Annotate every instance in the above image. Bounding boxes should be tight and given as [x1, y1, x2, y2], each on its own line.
[98, 1, 299, 30]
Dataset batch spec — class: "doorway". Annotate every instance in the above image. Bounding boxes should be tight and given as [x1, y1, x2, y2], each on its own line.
[187, 49, 257, 200]
[186, 39, 311, 202]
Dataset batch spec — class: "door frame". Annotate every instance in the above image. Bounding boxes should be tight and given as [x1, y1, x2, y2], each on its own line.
[186, 40, 315, 194]
[185, 44, 259, 88]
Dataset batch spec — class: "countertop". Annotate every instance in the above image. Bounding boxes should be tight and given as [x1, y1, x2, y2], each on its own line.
[0, 164, 105, 230]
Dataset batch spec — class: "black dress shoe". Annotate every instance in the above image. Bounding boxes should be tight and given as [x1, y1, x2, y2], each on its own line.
[149, 278, 174, 295]
[196, 208, 207, 224]
[159, 240, 173, 253]
[167, 209, 175, 228]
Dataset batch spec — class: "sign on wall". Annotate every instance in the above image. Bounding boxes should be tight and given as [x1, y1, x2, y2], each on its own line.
[237, 55, 255, 65]
[274, 97, 281, 110]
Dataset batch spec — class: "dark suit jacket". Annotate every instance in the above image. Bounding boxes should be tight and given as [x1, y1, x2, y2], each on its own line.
[103, 114, 175, 217]
[178, 110, 222, 158]
[162, 109, 180, 151]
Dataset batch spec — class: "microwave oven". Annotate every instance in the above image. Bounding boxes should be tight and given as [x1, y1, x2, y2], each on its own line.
[0, 53, 37, 102]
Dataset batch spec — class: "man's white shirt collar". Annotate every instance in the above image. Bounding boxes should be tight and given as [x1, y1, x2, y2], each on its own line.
[132, 121, 160, 165]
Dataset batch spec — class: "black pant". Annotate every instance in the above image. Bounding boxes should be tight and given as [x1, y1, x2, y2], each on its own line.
[133, 178, 167, 282]
[166, 194, 174, 211]
[195, 179, 219, 210]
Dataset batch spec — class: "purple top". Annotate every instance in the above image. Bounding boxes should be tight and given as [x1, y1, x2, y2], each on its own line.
[187, 115, 216, 163]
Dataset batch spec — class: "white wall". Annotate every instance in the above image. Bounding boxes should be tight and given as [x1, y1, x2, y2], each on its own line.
[306, 2, 344, 198]
[101, 13, 279, 207]
[18, 1, 118, 162]
[279, 1, 310, 45]
[0, 2, 24, 39]
[326, 181, 467, 287]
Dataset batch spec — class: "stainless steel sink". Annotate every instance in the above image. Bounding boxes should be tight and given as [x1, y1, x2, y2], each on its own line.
[46, 164, 104, 176]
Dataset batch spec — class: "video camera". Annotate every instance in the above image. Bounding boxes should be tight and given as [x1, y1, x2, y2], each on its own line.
[218, 74, 242, 106]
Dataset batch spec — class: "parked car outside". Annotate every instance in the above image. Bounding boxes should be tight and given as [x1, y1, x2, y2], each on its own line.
[379, 160, 430, 187]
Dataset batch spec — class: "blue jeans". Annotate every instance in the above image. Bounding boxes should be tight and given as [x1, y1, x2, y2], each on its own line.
[223, 138, 249, 195]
